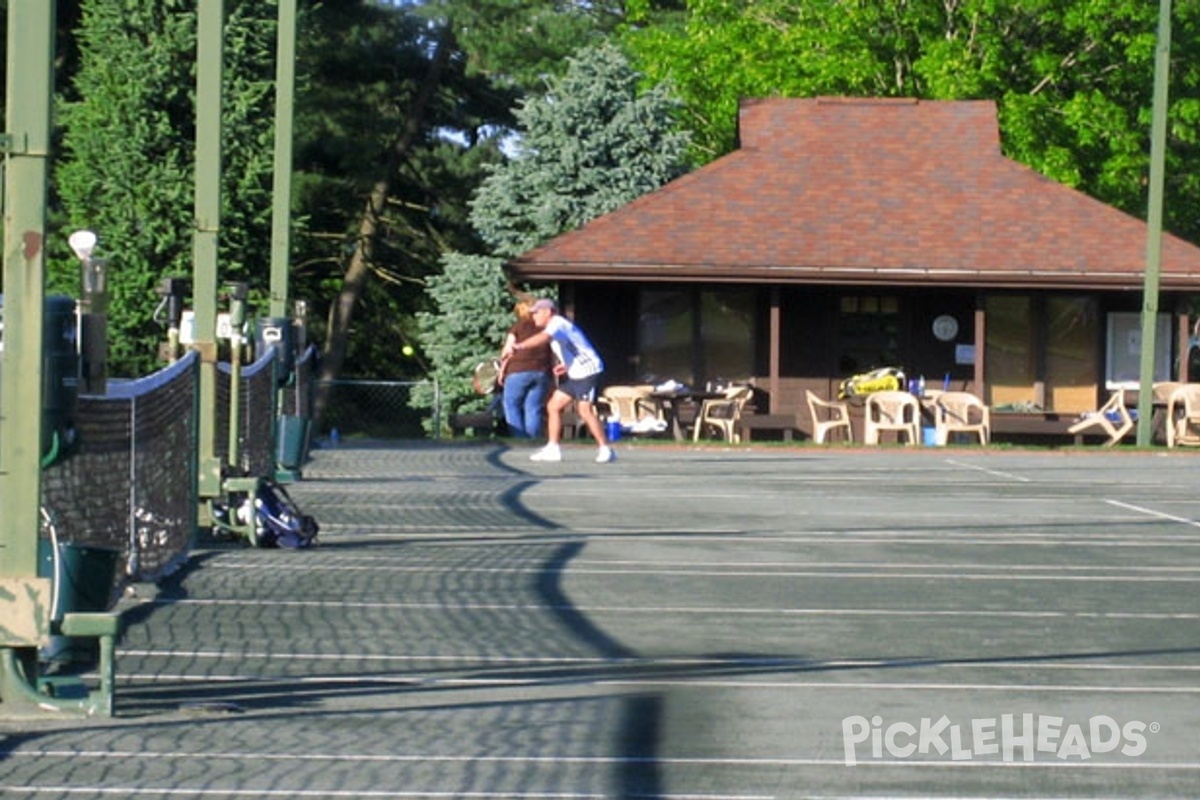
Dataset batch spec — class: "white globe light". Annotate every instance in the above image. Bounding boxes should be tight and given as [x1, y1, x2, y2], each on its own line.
[68, 230, 98, 261]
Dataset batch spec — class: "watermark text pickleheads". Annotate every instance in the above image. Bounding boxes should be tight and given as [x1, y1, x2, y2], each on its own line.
[842, 714, 1155, 766]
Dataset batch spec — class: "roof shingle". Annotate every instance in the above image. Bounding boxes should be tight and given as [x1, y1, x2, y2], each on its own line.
[510, 97, 1200, 289]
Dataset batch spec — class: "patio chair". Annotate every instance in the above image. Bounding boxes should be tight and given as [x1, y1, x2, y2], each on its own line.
[599, 385, 663, 433]
[1067, 388, 1134, 446]
[692, 384, 754, 443]
[805, 390, 852, 444]
[863, 390, 920, 445]
[1165, 384, 1200, 448]
[933, 391, 990, 445]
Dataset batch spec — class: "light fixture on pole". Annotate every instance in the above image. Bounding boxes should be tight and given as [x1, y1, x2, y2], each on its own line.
[68, 229, 96, 261]
[69, 230, 108, 395]
[69, 230, 106, 297]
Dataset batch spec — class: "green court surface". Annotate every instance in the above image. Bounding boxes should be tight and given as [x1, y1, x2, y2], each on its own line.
[2, 442, 1198, 799]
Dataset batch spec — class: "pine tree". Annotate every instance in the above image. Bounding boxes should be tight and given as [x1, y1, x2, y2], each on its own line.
[416, 42, 692, 429]
[470, 41, 691, 258]
[411, 253, 512, 422]
[54, 0, 279, 377]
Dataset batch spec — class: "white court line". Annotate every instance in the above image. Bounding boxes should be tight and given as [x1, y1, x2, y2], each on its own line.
[109, 669, 1200, 695]
[596, 679, 1200, 695]
[1106, 499, 1200, 528]
[0, 788, 763, 800]
[3, 749, 1198, 773]
[113, 650, 1200, 673]
[149, 598, 1200, 620]
[225, 555, 1200, 574]
[201, 562, 1200, 582]
[315, 530, 1200, 547]
[334, 491, 1165, 507]
[935, 459, 1034, 483]
[313, 535, 1200, 550]
[111, 669, 1200, 695]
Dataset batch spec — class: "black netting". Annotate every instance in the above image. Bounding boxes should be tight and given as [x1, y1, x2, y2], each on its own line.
[281, 346, 317, 419]
[215, 349, 277, 478]
[40, 351, 200, 591]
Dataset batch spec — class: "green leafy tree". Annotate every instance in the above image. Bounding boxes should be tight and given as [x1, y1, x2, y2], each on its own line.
[416, 42, 692, 428]
[624, 0, 1200, 242]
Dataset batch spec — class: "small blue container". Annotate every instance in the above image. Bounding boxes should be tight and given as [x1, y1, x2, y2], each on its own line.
[605, 420, 622, 442]
[922, 426, 939, 447]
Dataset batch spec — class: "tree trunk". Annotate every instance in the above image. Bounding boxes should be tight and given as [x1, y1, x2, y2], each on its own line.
[313, 30, 454, 429]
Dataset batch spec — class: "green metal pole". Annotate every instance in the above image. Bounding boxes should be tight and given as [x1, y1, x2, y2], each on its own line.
[0, 0, 55, 583]
[1136, 0, 1172, 446]
[269, 0, 298, 319]
[194, 0, 226, 501]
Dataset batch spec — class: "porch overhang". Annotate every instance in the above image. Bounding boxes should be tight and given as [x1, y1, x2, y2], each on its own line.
[508, 260, 1200, 293]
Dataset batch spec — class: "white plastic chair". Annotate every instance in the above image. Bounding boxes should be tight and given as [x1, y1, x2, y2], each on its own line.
[863, 391, 920, 446]
[805, 390, 852, 444]
[692, 385, 754, 443]
[1067, 389, 1134, 447]
[599, 385, 661, 429]
[1165, 384, 1200, 448]
[933, 391, 990, 445]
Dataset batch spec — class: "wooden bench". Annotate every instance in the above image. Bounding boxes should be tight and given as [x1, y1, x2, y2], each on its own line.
[737, 413, 800, 442]
[448, 411, 499, 437]
[449, 409, 585, 439]
[990, 412, 1091, 444]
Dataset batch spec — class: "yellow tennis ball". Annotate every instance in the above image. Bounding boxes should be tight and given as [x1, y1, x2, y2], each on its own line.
[402, 345, 415, 357]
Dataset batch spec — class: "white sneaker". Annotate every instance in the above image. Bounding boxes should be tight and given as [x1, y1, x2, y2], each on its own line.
[595, 446, 616, 463]
[530, 444, 562, 462]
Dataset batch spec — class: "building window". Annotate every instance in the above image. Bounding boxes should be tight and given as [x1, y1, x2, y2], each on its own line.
[985, 295, 1099, 413]
[1105, 312, 1171, 389]
[985, 296, 1035, 408]
[837, 294, 901, 374]
[639, 288, 755, 386]
[1045, 297, 1099, 411]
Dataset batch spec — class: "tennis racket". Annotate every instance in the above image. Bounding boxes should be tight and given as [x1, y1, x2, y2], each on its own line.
[472, 358, 504, 395]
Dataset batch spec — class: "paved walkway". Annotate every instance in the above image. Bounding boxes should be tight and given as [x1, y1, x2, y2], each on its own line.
[3, 441, 1200, 798]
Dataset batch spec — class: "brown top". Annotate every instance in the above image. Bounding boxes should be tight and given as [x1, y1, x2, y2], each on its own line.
[509, 97, 1200, 289]
[505, 317, 553, 374]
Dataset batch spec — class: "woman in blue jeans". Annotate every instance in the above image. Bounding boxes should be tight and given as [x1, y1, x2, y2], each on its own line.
[499, 301, 553, 438]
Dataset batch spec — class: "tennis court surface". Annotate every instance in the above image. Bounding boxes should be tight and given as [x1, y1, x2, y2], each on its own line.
[2, 442, 1199, 799]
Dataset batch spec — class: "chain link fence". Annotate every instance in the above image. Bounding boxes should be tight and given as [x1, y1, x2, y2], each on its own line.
[316, 379, 442, 441]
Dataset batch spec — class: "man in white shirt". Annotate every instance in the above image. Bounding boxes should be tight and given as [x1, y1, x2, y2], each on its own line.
[505, 298, 615, 463]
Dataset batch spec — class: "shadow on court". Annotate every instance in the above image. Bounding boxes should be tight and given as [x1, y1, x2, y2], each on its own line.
[3, 441, 1200, 799]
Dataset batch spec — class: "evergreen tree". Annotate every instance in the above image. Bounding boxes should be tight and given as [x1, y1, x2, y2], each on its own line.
[54, 0, 197, 376]
[54, 0, 279, 377]
[300, 2, 519, 425]
[416, 42, 692, 428]
[470, 41, 692, 258]
[411, 253, 512, 421]
[416, 0, 624, 91]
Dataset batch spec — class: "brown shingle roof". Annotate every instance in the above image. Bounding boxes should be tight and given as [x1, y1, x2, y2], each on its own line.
[509, 97, 1200, 290]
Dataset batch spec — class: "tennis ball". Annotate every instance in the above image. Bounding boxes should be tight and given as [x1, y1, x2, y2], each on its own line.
[402, 345, 415, 357]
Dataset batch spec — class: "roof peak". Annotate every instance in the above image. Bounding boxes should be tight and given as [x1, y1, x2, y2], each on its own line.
[737, 96, 999, 155]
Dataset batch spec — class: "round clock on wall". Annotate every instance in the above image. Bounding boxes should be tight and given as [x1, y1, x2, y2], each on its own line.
[932, 314, 959, 342]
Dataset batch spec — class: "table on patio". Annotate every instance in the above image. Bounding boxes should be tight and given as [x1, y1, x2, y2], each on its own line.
[648, 389, 724, 442]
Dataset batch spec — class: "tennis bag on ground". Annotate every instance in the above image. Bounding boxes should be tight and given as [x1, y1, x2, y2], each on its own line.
[838, 366, 906, 399]
[255, 479, 319, 548]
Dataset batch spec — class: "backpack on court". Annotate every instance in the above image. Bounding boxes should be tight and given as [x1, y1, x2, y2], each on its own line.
[255, 479, 319, 548]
